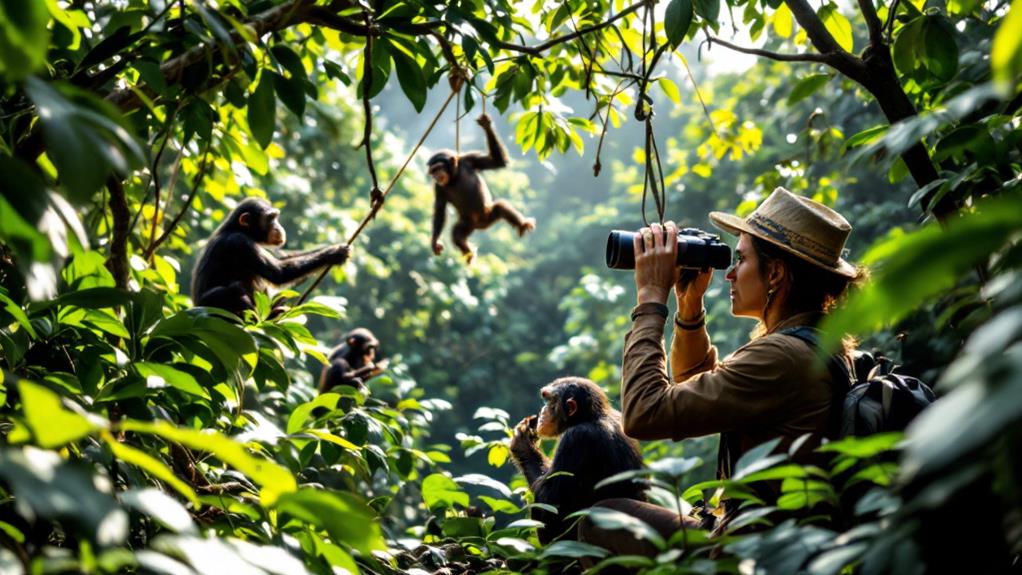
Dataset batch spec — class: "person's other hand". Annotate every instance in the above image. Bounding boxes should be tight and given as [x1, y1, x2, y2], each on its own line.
[675, 268, 713, 318]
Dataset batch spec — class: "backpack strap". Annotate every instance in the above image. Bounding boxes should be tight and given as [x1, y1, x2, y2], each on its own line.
[778, 326, 854, 438]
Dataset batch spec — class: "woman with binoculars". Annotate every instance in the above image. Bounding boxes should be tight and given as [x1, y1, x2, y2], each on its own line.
[582, 187, 867, 552]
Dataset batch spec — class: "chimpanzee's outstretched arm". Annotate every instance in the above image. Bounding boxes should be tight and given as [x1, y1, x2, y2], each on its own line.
[242, 237, 347, 286]
[461, 117, 508, 171]
[511, 441, 551, 489]
[278, 245, 335, 263]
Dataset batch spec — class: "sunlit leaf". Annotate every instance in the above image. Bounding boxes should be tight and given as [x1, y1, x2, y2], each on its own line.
[421, 473, 469, 510]
[275, 488, 386, 555]
[992, 0, 1022, 91]
[18, 380, 96, 448]
[120, 420, 297, 506]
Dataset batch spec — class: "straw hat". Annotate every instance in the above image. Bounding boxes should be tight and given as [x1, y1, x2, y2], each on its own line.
[709, 187, 856, 278]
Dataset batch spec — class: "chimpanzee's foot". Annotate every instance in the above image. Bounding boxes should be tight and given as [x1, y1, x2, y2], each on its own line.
[518, 218, 536, 237]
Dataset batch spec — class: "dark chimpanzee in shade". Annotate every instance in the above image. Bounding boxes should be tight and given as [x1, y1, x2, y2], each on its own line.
[191, 198, 350, 316]
[510, 377, 646, 544]
[427, 114, 535, 264]
[318, 328, 388, 393]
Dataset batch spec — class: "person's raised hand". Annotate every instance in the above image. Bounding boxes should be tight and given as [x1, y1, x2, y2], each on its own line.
[633, 221, 680, 305]
[675, 268, 713, 318]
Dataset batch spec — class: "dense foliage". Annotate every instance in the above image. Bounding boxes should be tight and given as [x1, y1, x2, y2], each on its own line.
[1, 0, 1021, 573]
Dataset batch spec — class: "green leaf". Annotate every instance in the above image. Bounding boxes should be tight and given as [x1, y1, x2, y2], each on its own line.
[287, 393, 342, 434]
[0, 447, 127, 545]
[893, 16, 925, 76]
[274, 489, 386, 555]
[818, 4, 853, 52]
[391, 46, 427, 113]
[773, 3, 793, 38]
[120, 488, 197, 534]
[0, 0, 49, 81]
[19, 380, 96, 448]
[134, 362, 210, 400]
[787, 74, 831, 105]
[269, 43, 307, 81]
[923, 14, 958, 82]
[248, 73, 276, 149]
[992, 0, 1022, 91]
[103, 433, 199, 507]
[23, 78, 144, 202]
[121, 420, 297, 506]
[540, 539, 613, 560]
[694, 0, 721, 26]
[665, 0, 694, 48]
[422, 473, 469, 511]
[820, 194, 1022, 351]
[269, 71, 305, 118]
[843, 125, 888, 150]
[0, 290, 36, 338]
[455, 473, 512, 497]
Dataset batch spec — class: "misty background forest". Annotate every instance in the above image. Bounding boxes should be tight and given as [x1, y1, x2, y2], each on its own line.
[1, 0, 1021, 573]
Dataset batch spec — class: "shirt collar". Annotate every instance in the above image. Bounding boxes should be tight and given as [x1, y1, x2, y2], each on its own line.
[768, 311, 824, 334]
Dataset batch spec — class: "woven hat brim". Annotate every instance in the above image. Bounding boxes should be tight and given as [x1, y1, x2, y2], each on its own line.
[709, 211, 857, 278]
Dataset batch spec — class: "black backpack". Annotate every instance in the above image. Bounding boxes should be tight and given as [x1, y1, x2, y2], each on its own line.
[780, 326, 937, 437]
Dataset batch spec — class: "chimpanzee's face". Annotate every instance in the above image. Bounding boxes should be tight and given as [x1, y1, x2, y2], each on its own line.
[536, 385, 562, 438]
[264, 210, 286, 246]
[429, 163, 450, 187]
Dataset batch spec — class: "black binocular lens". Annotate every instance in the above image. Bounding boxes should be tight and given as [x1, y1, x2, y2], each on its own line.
[605, 229, 732, 270]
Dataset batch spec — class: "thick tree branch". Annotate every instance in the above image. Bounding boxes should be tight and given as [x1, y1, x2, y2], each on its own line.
[490, 1, 645, 56]
[708, 36, 834, 64]
[105, 178, 130, 290]
[105, 0, 325, 111]
[857, 0, 885, 47]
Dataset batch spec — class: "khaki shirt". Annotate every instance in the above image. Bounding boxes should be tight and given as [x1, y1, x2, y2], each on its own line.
[621, 304, 837, 478]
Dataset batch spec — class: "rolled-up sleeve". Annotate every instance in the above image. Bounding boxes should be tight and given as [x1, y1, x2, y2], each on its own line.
[621, 309, 798, 441]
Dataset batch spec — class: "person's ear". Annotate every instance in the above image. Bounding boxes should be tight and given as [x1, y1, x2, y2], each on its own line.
[565, 397, 577, 418]
[238, 212, 251, 227]
[768, 259, 786, 291]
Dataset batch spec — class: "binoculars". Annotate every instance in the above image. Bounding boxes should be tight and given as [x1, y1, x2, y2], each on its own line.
[606, 227, 732, 270]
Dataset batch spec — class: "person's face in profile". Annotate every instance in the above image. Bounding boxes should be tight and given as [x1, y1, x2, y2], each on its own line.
[725, 233, 769, 319]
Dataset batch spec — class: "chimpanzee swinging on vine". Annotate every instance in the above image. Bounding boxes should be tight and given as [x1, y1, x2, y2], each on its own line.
[427, 114, 535, 264]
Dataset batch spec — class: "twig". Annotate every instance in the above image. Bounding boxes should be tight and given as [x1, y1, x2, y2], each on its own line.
[145, 138, 214, 260]
[707, 35, 833, 63]
[359, 15, 380, 195]
[489, 1, 644, 56]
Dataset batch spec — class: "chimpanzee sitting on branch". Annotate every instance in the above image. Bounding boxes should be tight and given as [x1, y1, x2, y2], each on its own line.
[191, 197, 350, 317]
[510, 377, 646, 544]
[427, 114, 535, 264]
[319, 328, 388, 394]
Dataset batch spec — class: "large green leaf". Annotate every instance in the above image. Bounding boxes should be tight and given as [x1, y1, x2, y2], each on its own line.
[922, 14, 959, 82]
[819, 194, 1022, 351]
[992, 0, 1022, 91]
[665, 0, 694, 49]
[248, 72, 276, 149]
[135, 362, 210, 400]
[421, 473, 469, 511]
[23, 78, 144, 202]
[818, 4, 853, 53]
[0, 0, 49, 80]
[18, 380, 96, 448]
[694, 0, 720, 26]
[103, 432, 199, 507]
[121, 420, 296, 506]
[275, 489, 386, 555]
[787, 74, 832, 105]
[390, 43, 426, 112]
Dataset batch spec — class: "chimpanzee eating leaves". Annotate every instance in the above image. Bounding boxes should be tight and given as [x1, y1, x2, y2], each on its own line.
[428, 114, 535, 264]
[318, 327, 389, 393]
[510, 377, 646, 544]
[191, 197, 350, 317]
